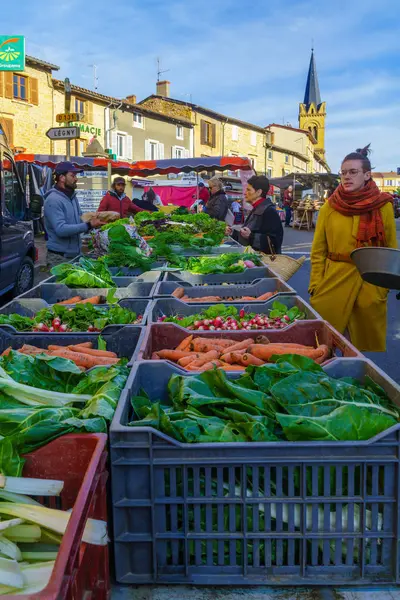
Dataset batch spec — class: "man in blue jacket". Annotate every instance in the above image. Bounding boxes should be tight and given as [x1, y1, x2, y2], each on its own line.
[44, 162, 102, 266]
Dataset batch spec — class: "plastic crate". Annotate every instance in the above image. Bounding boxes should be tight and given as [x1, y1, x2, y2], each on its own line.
[153, 278, 296, 301]
[136, 321, 361, 368]
[162, 266, 276, 285]
[0, 298, 151, 327]
[149, 295, 321, 325]
[169, 243, 245, 257]
[110, 359, 400, 585]
[5, 433, 109, 600]
[17, 281, 158, 303]
[0, 325, 145, 364]
[108, 265, 165, 277]
[42, 275, 141, 287]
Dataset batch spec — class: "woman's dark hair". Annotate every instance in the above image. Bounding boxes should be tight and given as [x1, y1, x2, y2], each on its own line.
[342, 144, 372, 172]
[247, 175, 270, 198]
[146, 188, 156, 203]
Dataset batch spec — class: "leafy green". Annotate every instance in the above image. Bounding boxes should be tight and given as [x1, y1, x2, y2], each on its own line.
[51, 257, 114, 288]
[167, 253, 262, 274]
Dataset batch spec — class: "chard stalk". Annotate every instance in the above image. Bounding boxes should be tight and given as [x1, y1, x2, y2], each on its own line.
[0, 377, 91, 407]
[0, 560, 55, 595]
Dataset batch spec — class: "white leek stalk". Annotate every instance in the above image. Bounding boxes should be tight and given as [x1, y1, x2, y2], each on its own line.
[0, 475, 63, 496]
[0, 490, 42, 506]
[0, 520, 23, 532]
[4, 525, 41, 543]
[0, 560, 55, 595]
[0, 504, 108, 545]
[0, 536, 21, 561]
[20, 551, 58, 561]
[0, 557, 23, 588]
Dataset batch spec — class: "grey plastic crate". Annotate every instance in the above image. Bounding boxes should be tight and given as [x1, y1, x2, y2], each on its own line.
[162, 265, 276, 285]
[42, 275, 141, 287]
[0, 299, 151, 333]
[0, 325, 144, 364]
[110, 358, 400, 585]
[137, 321, 361, 367]
[153, 278, 295, 301]
[168, 243, 245, 257]
[108, 265, 165, 277]
[149, 295, 320, 325]
[18, 280, 157, 303]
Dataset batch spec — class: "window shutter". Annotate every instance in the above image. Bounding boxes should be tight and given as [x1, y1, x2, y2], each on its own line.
[111, 130, 118, 155]
[4, 72, 13, 99]
[126, 135, 133, 160]
[200, 120, 206, 144]
[184, 149, 190, 158]
[85, 101, 93, 124]
[29, 77, 39, 105]
[172, 145, 177, 158]
[145, 140, 151, 160]
[211, 123, 216, 148]
[158, 143, 164, 160]
[0, 73, 3, 97]
[0, 118, 14, 146]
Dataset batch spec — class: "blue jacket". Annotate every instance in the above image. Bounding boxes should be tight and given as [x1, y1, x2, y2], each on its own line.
[44, 187, 88, 256]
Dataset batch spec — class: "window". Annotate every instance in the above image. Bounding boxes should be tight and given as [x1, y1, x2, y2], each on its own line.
[385, 180, 394, 186]
[397, 180, 400, 186]
[267, 150, 273, 160]
[200, 120, 216, 147]
[145, 139, 164, 160]
[13, 74, 27, 101]
[232, 125, 239, 141]
[284, 169, 290, 175]
[117, 133, 126, 158]
[251, 131, 257, 146]
[72, 140, 87, 157]
[3, 157, 25, 220]
[267, 167, 273, 178]
[74, 98, 85, 115]
[285, 154, 290, 164]
[173, 146, 188, 159]
[250, 157, 256, 170]
[133, 112, 144, 128]
[176, 125, 184, 139]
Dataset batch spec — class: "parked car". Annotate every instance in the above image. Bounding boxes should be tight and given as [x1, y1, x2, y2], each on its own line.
[0, 128, 36, 297]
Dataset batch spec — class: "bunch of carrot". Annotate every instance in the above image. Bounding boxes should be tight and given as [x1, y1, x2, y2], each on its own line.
[2, 342, 119, 370]
[172, 288, 276, 303]
[55, 295, 104, 305]
[150, 334, 330, 371]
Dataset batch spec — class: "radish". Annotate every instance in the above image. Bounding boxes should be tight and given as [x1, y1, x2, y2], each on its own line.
[243, 260, 256, 269]
[59, 324, 68, 332]
[194, 320, 201, 328]
[37, 323, 49, 332]
[239, 309, 245, 318]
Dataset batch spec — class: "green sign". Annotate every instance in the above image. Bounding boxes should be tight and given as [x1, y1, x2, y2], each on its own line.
[0, 36, 25, 71]
[70, 122, 102, 137]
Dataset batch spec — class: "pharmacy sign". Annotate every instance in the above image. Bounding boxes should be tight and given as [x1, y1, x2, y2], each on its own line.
[0, 36, 25, 71]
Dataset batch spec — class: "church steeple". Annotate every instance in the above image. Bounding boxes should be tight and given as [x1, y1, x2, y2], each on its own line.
[299, 49, 326, 160]
[303, 50, 321, 108]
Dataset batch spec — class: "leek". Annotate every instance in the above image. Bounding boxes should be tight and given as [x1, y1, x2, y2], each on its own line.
[0, 557, 23, 588]
[20, 551, 58, 561]
[0, 490, 42, 506]
[4, 525, 41, 543]
[0, 536, 21, 561]
[0, 560, 55, 595]
[0, 504, 108, 545]
[0, 475, 63, 496]
[0, 519, 23, 532]
[0, 376, 91, 407]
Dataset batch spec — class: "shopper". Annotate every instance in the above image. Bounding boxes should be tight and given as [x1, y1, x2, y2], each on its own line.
[134, 188, 159, 212]
[283, 185, 293, 227]
[44, 162, 102, 266]
[229, 175, 283, 253]
[98, 177, 143, 217]
[309, 145, 397, 352]
[203, 177, 229, 221]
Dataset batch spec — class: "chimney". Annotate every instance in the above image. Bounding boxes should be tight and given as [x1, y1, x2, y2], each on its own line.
[156, 80, 170, 97]
[125, 94, 137, 105]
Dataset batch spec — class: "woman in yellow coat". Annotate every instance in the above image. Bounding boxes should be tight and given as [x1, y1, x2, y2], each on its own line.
[309, 146, 397, 352]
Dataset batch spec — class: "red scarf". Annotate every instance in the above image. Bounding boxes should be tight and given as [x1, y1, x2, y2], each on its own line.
[329, 179, 393, 247]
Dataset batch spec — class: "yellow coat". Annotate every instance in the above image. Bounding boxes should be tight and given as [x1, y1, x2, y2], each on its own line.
[309, 201, 397, 352]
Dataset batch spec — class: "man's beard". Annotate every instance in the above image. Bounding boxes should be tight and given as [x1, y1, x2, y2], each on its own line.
[65, 182, 77, 191]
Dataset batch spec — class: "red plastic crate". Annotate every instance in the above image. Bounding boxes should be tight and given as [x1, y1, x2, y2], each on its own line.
[3, 434, 109, 600]
[138, 321, 362, 370]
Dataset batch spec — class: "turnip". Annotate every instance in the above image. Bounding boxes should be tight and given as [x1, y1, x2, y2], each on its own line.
[243, 260, 256, 269]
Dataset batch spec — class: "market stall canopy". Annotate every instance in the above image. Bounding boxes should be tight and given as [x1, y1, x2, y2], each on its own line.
[269, 172, 339, 190]
[14, 154, 252, 176]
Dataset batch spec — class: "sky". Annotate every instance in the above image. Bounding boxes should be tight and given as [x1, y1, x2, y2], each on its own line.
[2, 0, 400, 172]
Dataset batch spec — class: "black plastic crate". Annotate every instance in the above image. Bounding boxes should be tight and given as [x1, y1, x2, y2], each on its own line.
[17, 280, 157, 303]
[149, 295, 320, 325]
[110, 359, 400, 585]
[153, 278, 295, 301]
[0, 325, 144, 364]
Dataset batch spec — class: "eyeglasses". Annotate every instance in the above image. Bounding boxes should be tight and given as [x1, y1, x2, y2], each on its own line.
[339, 169, 363, 177]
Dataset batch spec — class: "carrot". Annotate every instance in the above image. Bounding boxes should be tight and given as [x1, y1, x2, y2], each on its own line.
[238, 296, 257, 301]
[176, 335, 193, 352]
[172, 287, 185, 299]
[248, 343, 327, 362]
[191, 338, 235, 352]
[74, 296, 102, 305]
[190, 341, 227, 354]
[48, 349, 119, 368]
[313, 344, 330, 364]
[256, 292, 275, 301]
[188, 360, 223, 371]
[19, 345, 48, 356]
[219, 363, 246, 371]
[239, 353, 265, 367]
[156, 349, 197, 361]
[177, 354, 201, 368]
[220, 350, 246, 364]
[223, 339, 254, 353]
[67, 345, 117, 358]
[55, 296, 82, 305]
[187, 350, 220, 369]
[73, 342, 93, 349]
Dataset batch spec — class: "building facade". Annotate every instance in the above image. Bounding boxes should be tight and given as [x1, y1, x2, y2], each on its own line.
[372, 172, 400, 194]
[0, 55, 59, 153]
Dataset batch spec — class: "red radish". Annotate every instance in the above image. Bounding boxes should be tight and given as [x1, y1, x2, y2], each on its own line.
[239, 309, 245, 318]
[243, 259, 256, 269]
[49, 327, 55, 332]
[37, 323, 50, 332]
[59, 324, 68, 332]
[87, 325, 95, 332]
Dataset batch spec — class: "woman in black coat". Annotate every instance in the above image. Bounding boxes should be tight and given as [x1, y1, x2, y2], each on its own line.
[203, 177, 229, 221]
[229, 175, 283, 253]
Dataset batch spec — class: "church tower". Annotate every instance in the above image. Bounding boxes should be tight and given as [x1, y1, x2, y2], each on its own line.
[299, 50, 326, 159]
